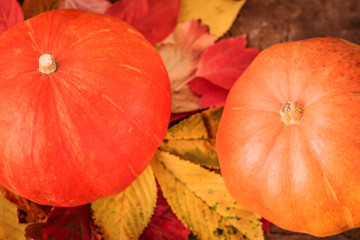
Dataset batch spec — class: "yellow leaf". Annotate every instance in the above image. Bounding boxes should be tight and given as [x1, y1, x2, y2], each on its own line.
[22, 0, 63, 19]
[0, 186, 52, 240]
[152, 151, 264, 240]
[91, 165, 157, 240]
[0, 186, 52, 223]
[178, 0, 246, 38]
[161, 107, 223, 168]
[0, 191, 26, 240]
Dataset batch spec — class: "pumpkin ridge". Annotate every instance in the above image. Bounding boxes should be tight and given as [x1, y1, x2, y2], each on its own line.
[305, 88, 360, 112]
[58, 66, 168, 147]
[299, 118, 360, 231]
[29, 76, 51, 195]
[44, 10, 88, 52]
[50, 68, 164, 180]
[38, 76, 123, 205]
[251, 119, 285, 167]
[25, 21, 40, 52]
[68, 28, 112, 51]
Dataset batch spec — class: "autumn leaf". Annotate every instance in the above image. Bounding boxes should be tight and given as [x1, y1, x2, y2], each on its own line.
[152, 151, 264, 240]
[156, 20, 215, 113]
[0, 186, 52, 240]
[0, 186, 52, 224]
[195, 36, 260, 89]
[188, 36, 260, 108]
[43, 207, 98, 240]
[0, 0, 23, 34]
[161, 107, 222, 169]
[261, 218, 271, 234]
[0, 186, 54, 240]
[91, 165, 157, 240]
[58, 0, 111, 14]
[170, 111, 198, 123]
[0, 192, 27, 240]
[105, 0, 180, 45]
[188, 77, 230, 108]
[178, 0, 246, 38]
[140, 185, 191, 240]
[22, 0, 62, 19]
[43, 205, 99, 240]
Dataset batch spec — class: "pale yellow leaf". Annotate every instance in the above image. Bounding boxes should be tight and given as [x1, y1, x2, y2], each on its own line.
[178, 0, 246, 38]
[161, 107, 223, 168]
[0, 186, 52, 240]
[0, 192, 26, 240]
[0, 186, 52, 223]
[152, 151, 264, 240]
[22, 0, 63, 19]
[156, 20, 215, 113]
[91, 165, 157, 240]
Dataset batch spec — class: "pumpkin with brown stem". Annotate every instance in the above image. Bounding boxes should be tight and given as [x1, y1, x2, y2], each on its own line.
[0, 9, 171, 206]
[216, 38, 360, 237]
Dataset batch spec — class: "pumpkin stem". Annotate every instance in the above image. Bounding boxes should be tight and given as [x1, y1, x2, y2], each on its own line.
[39, 54, 57, 75]
[280, 102, 303, 125]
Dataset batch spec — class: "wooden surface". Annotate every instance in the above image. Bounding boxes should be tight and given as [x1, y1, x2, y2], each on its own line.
[228, 0, 360, 239]
[266, 224, 360, 240]
[228, 0, 360, 49]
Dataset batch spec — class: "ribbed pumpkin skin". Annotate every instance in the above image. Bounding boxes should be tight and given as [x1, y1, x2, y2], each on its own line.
[216, 38, 360, 237]
[0, 10, 171, 206]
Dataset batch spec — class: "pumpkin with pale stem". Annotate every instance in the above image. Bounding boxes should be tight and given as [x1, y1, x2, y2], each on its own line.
[216, 38, 360, 237]
[0, 9, 171, 206]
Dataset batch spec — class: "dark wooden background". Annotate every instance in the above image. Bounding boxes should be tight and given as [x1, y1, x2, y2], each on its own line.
[228, 0, 360, 239]
[228, 0, 360, 49]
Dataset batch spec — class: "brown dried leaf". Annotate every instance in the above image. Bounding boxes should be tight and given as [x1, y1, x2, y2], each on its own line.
[22, 0, 63, 19]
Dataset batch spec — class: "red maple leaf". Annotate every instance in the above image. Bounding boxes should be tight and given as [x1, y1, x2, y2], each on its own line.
[140, 185, 190, 240]
[188, 77, 229, 108]
[0, 0, 23, 34]
[156, 20, 215, 113]
[261, 218, 271, 234]
[188, 36, 260, 108]
[105, 0, 181, 45]
[43, 205, 100, 240]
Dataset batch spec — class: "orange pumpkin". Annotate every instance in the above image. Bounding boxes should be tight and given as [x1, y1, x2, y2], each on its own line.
[0, 9, 171, 206]
[216, 38, 360, 236]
